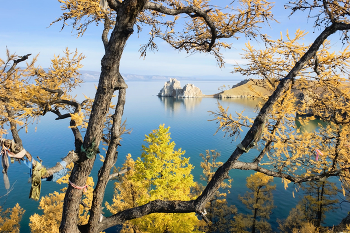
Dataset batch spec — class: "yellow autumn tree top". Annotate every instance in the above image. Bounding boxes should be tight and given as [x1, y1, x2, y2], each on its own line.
[106, 125, 202, 232]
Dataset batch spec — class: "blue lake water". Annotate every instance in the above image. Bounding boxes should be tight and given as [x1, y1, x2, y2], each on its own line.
[0, 80, 347, 232]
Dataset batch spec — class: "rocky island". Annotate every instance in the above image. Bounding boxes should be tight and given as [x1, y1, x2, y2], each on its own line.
[157, 78, 273, 99]
[157, 78, 203, 98]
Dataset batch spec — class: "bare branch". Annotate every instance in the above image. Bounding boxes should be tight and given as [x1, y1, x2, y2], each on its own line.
[6, 54, 31, 79]
[42, 87, 64, 99]
[45, 150, 79, 177]
[231, 160, 342, 184]
[88, 89, 126, 232]
[108, 167, 130, 181]
[102, 15, 111, 51]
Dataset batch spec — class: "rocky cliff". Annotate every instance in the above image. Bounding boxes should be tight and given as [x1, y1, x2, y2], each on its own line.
[158, 78, 203, 98]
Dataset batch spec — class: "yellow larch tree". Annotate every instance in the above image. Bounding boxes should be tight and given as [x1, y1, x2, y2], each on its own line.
[298, 178, 339, 229]
[232, 172, 275, 233]
[106, 125, 201, 232]
[210, 18, 350, 224]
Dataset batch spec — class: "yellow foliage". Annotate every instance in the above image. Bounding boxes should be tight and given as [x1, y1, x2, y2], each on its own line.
[211, 28, 350, 186]
[106, 125, 202, 232]
[69, 111, 85, 128]
[0, 203, 25, 233]
[53, 0, 275, 67]
[0, 48, 85, 135]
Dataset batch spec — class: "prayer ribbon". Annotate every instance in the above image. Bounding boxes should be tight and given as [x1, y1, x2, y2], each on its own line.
[315, 149, 323, 161]
[69, 179, 88, 192]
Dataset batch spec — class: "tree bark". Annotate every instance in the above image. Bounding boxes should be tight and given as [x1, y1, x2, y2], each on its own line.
[87, 89, 126, 233]
[59, 1, 147, 232]
[252, 186, 261, 233]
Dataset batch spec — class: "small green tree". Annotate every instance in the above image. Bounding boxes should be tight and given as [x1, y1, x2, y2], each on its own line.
[232, 172, 276, 233]
[106, 125, 201, 232]
[197, 150, 237, 232]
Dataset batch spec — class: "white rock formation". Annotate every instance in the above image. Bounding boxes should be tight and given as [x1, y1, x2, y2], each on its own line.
[178, 84, 203, 98]
[157, 79, 203, 98]
[157, 78, 183, 97]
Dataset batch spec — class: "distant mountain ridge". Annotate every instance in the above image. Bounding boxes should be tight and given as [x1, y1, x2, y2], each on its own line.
[79, 70, 235, 82]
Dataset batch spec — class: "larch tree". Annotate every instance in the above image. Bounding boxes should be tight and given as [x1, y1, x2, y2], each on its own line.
[299, 178, 339, 228]
[105, 125, 200, 232]
[232, 172, 275, 233]
[2, 0, 350, 233]
[211, 0, 350, 227]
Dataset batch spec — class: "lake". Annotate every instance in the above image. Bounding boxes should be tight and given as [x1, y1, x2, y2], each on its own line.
[0, 80, 347, 232]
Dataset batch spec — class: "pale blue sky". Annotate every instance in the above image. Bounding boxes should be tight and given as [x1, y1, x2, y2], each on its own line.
[0, 0, 345, 78]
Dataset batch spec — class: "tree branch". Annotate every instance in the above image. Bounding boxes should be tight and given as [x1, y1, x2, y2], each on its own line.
[323, 0, 335, 23]
[108, 167, 130, 180]
[106, 0, 121, 11]
[42, 87, 64, 99]
[6, 54, 31, 78]
[95, 200, 197, 232]
[41, 88, 83, 149]
[45, 150, 79, 177]
[102, 15, 111, 51]
[231, 160, 342, 184]
[144, 2, 217, 51]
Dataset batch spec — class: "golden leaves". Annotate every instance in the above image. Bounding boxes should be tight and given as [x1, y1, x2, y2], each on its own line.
[52, 0, 115, 37]
[69, 111, 85, 128]
[0, 48, 86, 134]
[0, 203, 25, 233]
[106, 126, 200, 232]
[209, 102, 253, 140]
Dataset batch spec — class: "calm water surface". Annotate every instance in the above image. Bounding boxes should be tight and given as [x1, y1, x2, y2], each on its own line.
[0, 80, 347, 232]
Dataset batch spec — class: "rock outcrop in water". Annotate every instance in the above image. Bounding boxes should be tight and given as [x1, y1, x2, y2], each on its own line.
[158, 78, 203, 98]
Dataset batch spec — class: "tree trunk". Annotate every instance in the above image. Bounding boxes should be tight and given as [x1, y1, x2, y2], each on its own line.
[87, 89, 126, 233]
[252, 186, 261, 233]
[59, 1, 147, 232]
[316, 181, 325, 228]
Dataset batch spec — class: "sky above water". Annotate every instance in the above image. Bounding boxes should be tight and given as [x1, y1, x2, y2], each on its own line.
[0, 0, 346, 78]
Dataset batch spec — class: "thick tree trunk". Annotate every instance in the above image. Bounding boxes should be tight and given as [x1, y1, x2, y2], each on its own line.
[59, 1, 147, 232]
